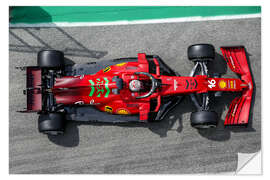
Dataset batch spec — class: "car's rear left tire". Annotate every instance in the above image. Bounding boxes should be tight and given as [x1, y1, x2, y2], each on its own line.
[38, 113, 65, 135]
[190, 111, 218, 129]
[37, 50, 64, 68]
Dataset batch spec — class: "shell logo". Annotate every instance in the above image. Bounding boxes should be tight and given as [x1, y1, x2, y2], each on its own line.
[115, 62, 127, 66]
[218, 80, 227, 89]
[116, 109, 130, 115]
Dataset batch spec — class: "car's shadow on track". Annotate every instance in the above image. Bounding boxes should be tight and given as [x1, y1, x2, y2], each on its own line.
[9, 26, 108, 59]
[48, 122, 80, 147]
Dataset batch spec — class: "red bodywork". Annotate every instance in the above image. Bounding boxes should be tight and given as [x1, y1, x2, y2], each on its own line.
[26, 47, 253, 126]
[25, 67, 42, 112]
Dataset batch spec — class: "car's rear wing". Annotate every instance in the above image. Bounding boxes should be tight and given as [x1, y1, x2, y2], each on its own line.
[18, 67, 42, 112]
[220, 46, 254, 126]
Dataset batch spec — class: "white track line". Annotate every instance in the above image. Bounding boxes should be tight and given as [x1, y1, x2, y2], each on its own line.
[9, 13, 261, 27]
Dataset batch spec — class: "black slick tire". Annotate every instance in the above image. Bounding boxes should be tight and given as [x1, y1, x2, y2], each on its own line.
[38, 113, 65, 135]
[190, 111, 218, 129]
[188, 44, 215, 61]
[37, 50, 64, 68]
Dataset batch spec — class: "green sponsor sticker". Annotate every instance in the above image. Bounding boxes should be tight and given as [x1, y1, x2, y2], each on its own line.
[89, 80, 95, 97]
[89, 77, 110, 98]
[104, 77, 110, 98]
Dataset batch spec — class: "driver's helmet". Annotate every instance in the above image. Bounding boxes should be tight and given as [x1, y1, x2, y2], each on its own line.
[129, 79, 142, 92]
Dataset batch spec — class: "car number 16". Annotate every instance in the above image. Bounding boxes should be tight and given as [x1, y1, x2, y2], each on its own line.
[208, 79, 216, 88]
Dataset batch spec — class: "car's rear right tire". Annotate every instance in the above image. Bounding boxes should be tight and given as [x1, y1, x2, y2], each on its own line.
[190, 111, 218, 129]
[38, 113, 65, 135]
[37, 50, 64, 68]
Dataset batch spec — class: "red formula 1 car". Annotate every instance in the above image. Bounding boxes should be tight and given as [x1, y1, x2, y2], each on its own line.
[19, 44, 253, 135]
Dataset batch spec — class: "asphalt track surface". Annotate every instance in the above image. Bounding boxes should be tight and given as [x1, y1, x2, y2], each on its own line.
[9, 18, 261, 174]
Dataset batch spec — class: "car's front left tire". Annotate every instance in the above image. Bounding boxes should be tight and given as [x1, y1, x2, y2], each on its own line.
[188, 44, 215, 61]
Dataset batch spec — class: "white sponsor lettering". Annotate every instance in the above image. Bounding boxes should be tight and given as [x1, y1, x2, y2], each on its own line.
[230, 56, 236, 69]
[174, 80, 178, 90]
[75, 101, 84, 105]
[89, 99, 95, 105]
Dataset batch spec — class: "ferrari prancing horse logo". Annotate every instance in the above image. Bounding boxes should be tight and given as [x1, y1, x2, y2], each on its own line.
[103, 66, 111, 73]
[105, 106, 113, 113]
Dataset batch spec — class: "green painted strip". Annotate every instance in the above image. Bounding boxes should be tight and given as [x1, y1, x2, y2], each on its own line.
[104, 77, 110, 98]
[89, 80, 95, 97]
[10, 6, 261, 24]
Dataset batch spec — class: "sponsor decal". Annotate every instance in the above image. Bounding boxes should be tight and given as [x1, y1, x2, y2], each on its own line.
[127, 104, 139, 107]
[105, 106, 113, 113]
[208, 79, 216, 88]
[230, 80, 236, 89]
[74, 101, 84, 105]
[104, 78, 110, 98]
[89, 80, 95, 97]
[115, 62, 127, 66]
[126, 66, 138, 70]
[89, 99, 95, 105]
[116, 108, 130, 115]
[229, 56, 236, 69]
[174, 79, 178, 90]
[218, 80, 227, 89]
[103, 66, 111, 73]
[231, 104, 238, 117]
[89, 77, 110, 98]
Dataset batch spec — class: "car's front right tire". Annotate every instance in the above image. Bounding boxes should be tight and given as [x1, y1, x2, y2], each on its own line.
[190, 111, 218, 129]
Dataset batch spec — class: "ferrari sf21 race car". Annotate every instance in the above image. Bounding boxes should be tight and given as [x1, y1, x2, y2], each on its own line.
[19, 44, 254, 136]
